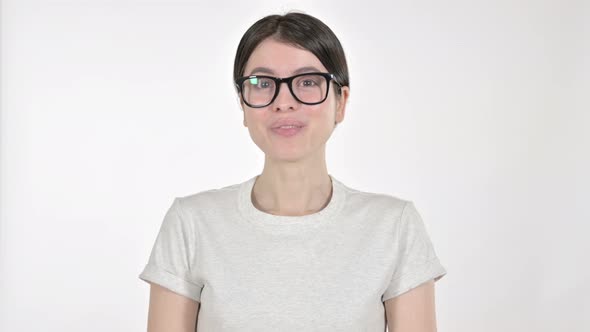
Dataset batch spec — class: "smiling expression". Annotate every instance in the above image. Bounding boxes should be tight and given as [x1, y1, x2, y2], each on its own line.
[240, 38, 349, 162]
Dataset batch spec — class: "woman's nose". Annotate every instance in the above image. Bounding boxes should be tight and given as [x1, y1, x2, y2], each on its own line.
[272, 82, 298, 111]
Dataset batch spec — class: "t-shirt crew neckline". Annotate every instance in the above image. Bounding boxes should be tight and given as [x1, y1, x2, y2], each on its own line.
[238, 174, 345, 228]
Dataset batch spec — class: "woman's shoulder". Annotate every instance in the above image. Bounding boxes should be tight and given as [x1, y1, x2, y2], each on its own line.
[174, 180, 244, 212]
[336, 179, 411, 215]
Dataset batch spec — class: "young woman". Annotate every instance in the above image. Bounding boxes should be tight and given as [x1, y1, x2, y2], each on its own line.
[139, 12, 447, 332]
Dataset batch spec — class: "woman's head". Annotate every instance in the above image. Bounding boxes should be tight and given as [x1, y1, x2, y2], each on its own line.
[234, 12, 350, 163]
[233, 12, 349, 93]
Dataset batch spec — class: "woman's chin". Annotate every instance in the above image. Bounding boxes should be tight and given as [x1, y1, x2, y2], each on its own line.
[267, 150, 306, 163]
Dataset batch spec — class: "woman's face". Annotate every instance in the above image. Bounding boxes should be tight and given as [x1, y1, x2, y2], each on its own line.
[240, 38, 349, 163]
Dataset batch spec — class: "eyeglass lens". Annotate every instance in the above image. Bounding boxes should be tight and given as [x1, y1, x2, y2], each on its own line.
[242, 74, 328, 107]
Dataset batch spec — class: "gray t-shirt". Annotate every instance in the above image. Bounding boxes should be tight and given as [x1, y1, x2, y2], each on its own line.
[139, 174, 447, 331]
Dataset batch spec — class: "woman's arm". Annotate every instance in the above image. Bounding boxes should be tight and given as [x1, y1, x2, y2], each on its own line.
[146, 282, 200, 332]
[384, 280, 438, 332]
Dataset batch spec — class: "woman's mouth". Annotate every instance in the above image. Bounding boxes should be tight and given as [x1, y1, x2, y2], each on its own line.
[271, 125, 305, 137]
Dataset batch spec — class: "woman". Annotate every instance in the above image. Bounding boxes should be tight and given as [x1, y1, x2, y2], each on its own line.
[139, 12, 447, 332]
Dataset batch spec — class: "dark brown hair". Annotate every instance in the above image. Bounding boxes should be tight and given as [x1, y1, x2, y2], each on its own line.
[233, 12, 349, 95]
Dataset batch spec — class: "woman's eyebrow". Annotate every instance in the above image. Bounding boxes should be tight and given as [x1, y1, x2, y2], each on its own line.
[248, 66, 322, 76]
[249, 67, 274, 75]
[292, 66, 321, 75]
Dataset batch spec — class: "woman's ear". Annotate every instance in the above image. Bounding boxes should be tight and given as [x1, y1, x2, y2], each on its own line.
[236, 93, 248, 127]
[335, 86, 350, 125]
[241, 102, 248, 127]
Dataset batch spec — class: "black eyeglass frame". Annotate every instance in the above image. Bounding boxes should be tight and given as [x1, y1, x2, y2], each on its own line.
[235, 72, 342, 108]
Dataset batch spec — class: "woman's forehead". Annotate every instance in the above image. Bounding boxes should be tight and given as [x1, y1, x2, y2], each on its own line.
[244, 39, 327, 76]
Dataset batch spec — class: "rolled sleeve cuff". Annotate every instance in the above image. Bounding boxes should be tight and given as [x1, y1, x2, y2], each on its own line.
[382, 257, 447, 302]
[139, 264, 203, 303]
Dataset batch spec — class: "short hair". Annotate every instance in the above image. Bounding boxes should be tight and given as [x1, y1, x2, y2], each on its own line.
[233, 12, 349, 95]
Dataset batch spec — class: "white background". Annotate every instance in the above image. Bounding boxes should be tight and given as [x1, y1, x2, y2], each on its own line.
[1, 0, 588, 331]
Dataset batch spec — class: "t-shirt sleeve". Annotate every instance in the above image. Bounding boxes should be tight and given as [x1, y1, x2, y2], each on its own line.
[138, 197, 203, 302]
[382, 201, 447, 302]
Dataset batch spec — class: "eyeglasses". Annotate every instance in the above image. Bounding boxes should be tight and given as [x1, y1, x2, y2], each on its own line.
[235, 72, 342, 108]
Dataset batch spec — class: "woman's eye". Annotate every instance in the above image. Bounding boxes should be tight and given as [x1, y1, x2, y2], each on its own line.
[248, 78, 272, 89]
[300, 80, 317, 87]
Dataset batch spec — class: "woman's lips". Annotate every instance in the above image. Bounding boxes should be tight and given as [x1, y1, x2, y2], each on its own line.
[270, 118, 306, 129]
[271, 125, 305, 137]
